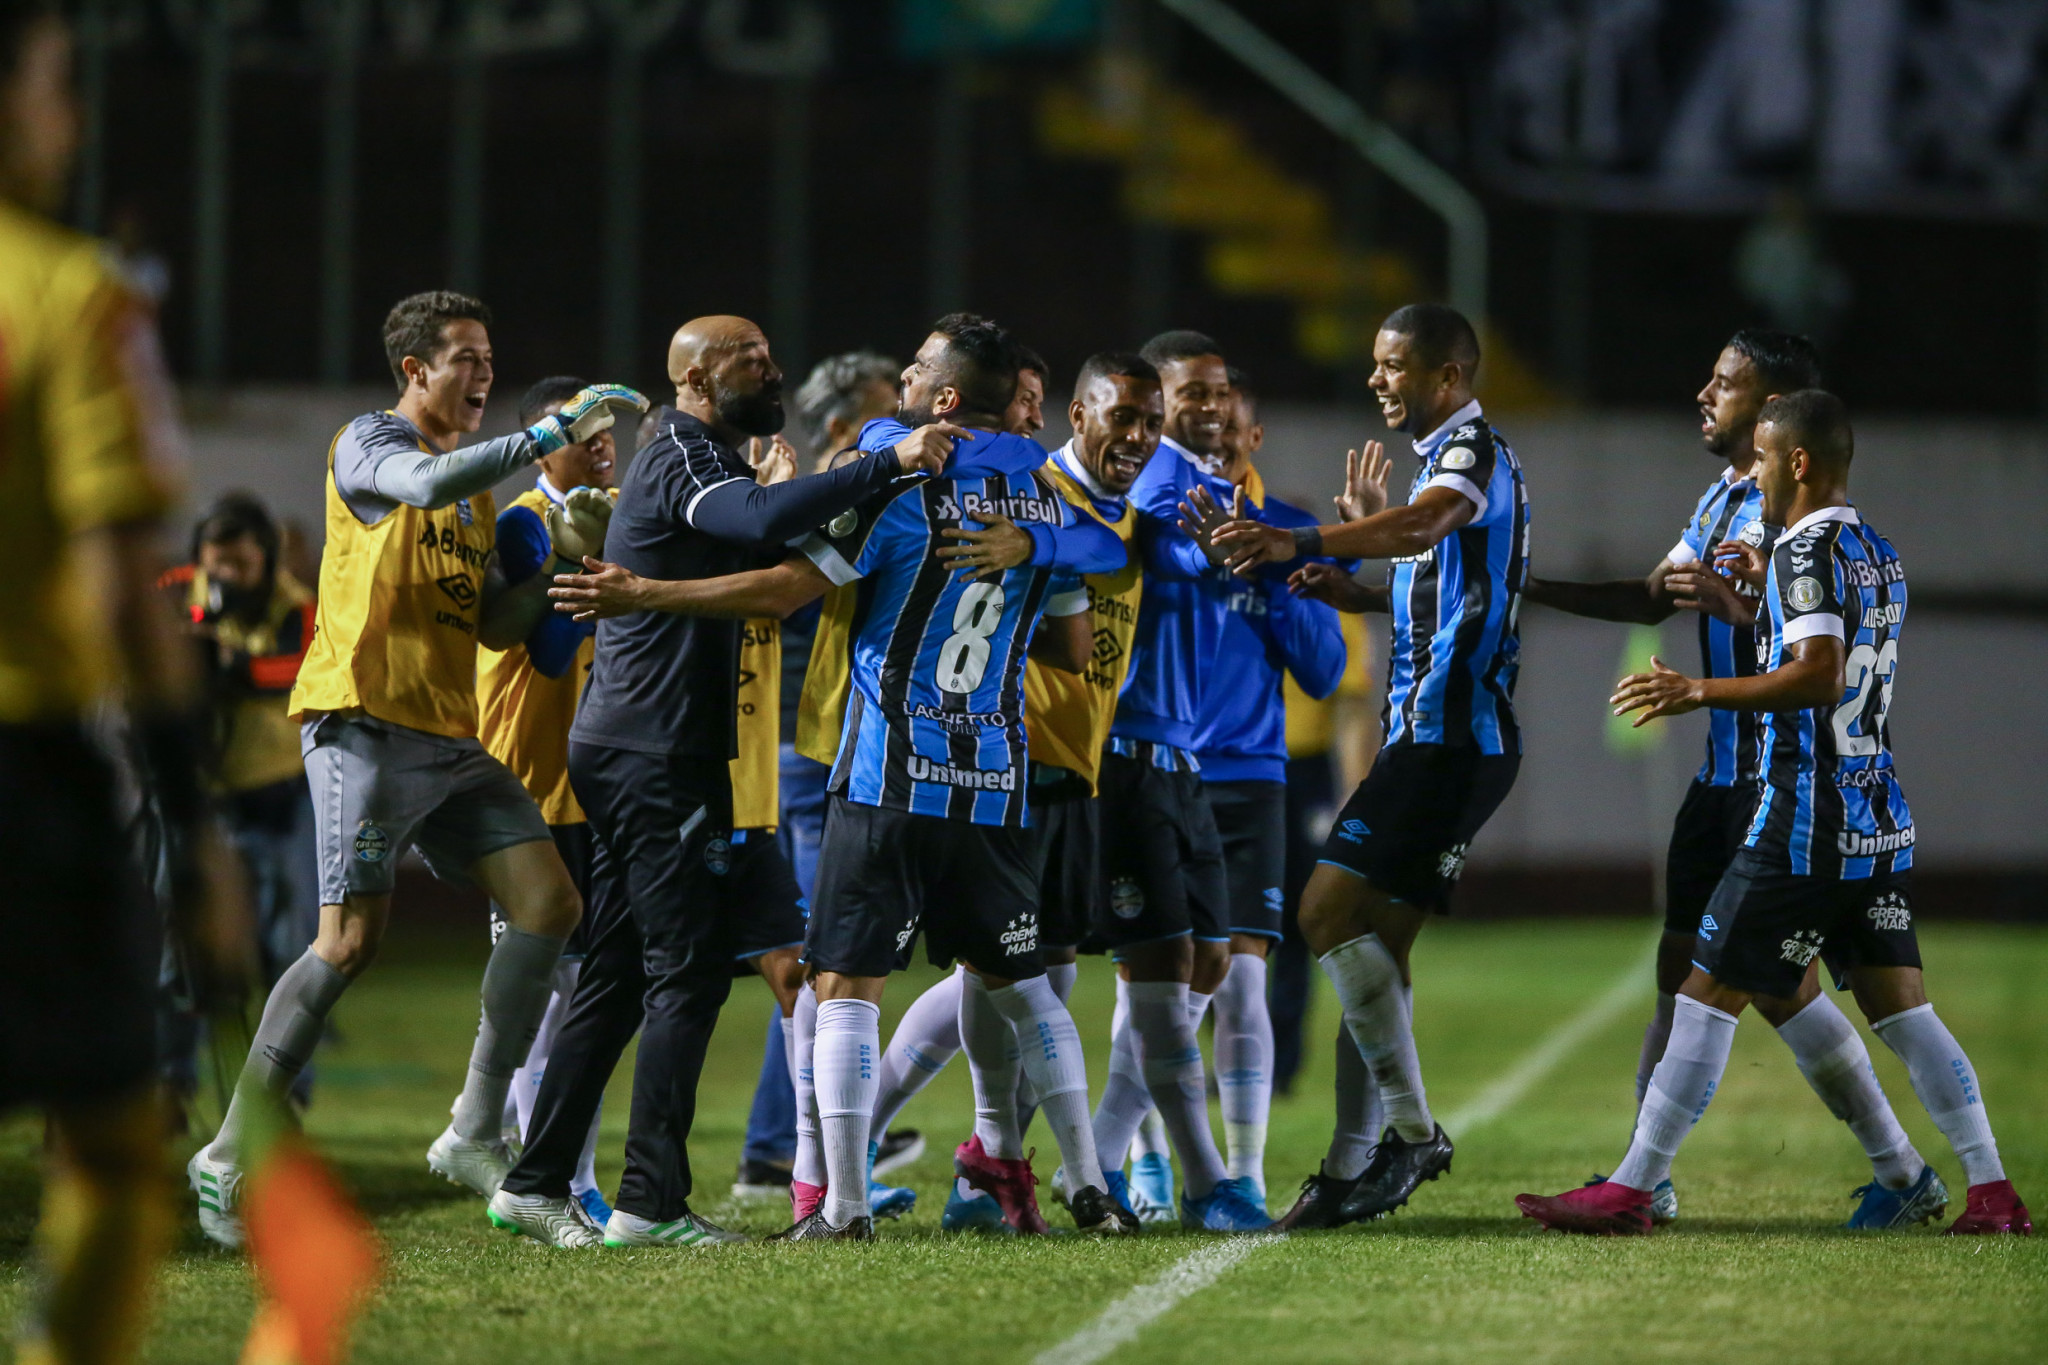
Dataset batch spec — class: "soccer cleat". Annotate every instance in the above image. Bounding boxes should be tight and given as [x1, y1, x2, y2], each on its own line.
[188, 1146, 246, 1250]
[1049, 1164, 1073, 1209]
[1846, 1165, 1948, 1230]
[1338, 1125, 1453, 1222]
[603, 1207, 746, 1247]
[942, 1177, 1013, 1233]
[791, 1179, 826, 1224]
[575, 1186, 614, 1226]
[487, 1189, 604, 1248]
[772, 1211, 875, 1242]
[863, 1139, 917, 1220]
[872, 1128, 926, 1178]
[1944, 1180, 2032, 1236]
[426, 1125, 514, 1199]
[1069, 1183, 1141, 1235]
[1130, 1150, 1175, 1216]
[953, 1135, 1049, 1235]
[1273, 1167, 1363, 1231]
[731, 1157, 794, 1200]
[1181, 1176, 1274, 1232]
[1515, 1180, 1654, 1236]
[1585, 1173, 1679, 1226]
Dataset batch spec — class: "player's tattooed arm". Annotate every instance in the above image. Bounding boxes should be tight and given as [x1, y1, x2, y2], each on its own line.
[1286, 561, 1390, 614]
[1609, 638, 1845, 726]
[551, 552, 831, 621]
[1522, 559, 1680, 624]
[1213, 485, 1474, 574]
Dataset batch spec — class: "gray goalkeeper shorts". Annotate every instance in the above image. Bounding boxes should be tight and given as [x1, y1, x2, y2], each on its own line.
[303, 712, 551, 905]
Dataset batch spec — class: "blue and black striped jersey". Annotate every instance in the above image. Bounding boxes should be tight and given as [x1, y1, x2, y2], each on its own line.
[1382, 402, 1530, 754]
[1670, 470, 1769, 786]
[1745, 506, 1913, 879]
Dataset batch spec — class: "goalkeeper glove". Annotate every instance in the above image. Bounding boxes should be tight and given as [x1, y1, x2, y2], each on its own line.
[527, 383, 650, 456]
[546, 485, 617, 565]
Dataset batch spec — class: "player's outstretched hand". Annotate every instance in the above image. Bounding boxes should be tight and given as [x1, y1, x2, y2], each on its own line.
[748, 434, 799, 486]
[546, 486, 616, 564]
[551, 557, 650, 621]
[893, 421, 973, 477]
[1289, 561, 1375, 612]
[937, 511, 1032, 582]
[529, 383, 650, 455]
[1611, 656, 1704, 727]
[1713, 538, 1768, 590]
[1177, 485, 1247, 571]
[1335, 442, 1392, 521]
[1667, 565, 1758, 627]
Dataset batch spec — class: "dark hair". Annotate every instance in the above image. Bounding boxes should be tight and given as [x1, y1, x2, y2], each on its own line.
[1074, 350, 1159, 396]
[1727, 329, 1822, 394]
[1380, 303, 1480, 373]
[1140, 330, 1224, 369]
[382, 291, 492, 391]
[931, 311, 997, 339]
[519, 375, 587, 429]
[794, 350, 899, 457]
[192, 491, 280, 576]
[1012, 340, 1049, 380]
[1, 0, 58, 84]
[934, 321, 1019, 419]
[1757, 389, 1853, 469]
[1226, 365, 1257, 414]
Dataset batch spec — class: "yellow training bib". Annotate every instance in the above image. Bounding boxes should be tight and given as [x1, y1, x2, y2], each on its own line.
[731, 617, 781, 829]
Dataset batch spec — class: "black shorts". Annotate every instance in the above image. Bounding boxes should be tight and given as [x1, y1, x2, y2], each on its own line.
[1664, 779, 1759, 936]
[1094, 747, 1228, 952]
[1318, 742, 1519, 913]
[1206, 779, 1287, 942]
[0, 722, 158, 1111]
[1695, 847, 1920, 999]
[808, 797, 1042, 980]
[1028, 764, 1098, 952]
[723, 827, 807, 972]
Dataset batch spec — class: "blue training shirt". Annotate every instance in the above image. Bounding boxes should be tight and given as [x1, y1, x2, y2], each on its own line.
[495, 480, 594, 679]
[1383, 401, 1530, 754]
[1745, 506, 1913, 879]
[1670, 469, 1769, 786]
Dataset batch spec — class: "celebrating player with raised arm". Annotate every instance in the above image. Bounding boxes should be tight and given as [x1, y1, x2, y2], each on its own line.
[190, 289, 647, 1245]
[1209, 303, 1529, 1229]
[1517, 391, 2029, 1237]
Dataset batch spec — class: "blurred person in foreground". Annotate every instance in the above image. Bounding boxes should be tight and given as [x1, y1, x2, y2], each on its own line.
[0, 3, 253, 1360]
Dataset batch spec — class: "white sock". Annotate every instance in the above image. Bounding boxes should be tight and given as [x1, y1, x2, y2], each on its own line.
[1775, 994, 1922, 1189]
[1213, 953, 1272, 1194]
[814, 997, 878, 1225]
[960, 973, 1024, 1160]
[513, 957, 581, 1141]
[1187, 989, 1214, 1028]
[1318, 935, 1434, 1142]
[1132, 1108, 1170, 1163]
[572, 1103, 603, 1199]
[791, 985, 824, 1188]
[989, 975, 1103, 1193]
[1871, 1003, 2005, 1186]
[1013, 963, 1078, 1137]
[1045, 961, 1078, 1003]
[871, 968, 963, 1135]
[1092, 978, 1151, 1169]
[1612, 995, 1737, 1191]
[1326, 1025, 1382, 1180]
[1635, 992, 1676, 1106]
[1126, 979, 1228, 1199]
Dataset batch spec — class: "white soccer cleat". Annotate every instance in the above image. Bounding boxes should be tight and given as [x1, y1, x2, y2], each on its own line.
[188, 1146, 246, 1250]
[487, 1189, 604, 1248]
[603, 1208, 747, 1247]
[426, 1125, 514, 1199]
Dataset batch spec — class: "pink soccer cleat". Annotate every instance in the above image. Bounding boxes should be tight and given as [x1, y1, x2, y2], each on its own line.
[1515, 1179, 1655, 1236]
[790, 1179, 826, 1224]
[953, 1135, 1049, 1235]
[1945, 1180, 2032, 1236]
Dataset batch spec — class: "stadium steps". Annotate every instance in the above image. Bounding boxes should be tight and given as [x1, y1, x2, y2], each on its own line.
[1038, 54, 1550, 408]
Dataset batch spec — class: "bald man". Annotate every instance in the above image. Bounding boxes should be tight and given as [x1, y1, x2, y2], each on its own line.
[489, 317, 949, 1249]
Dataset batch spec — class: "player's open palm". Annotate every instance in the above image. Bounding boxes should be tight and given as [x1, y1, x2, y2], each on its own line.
[937, 512, 1031, 581]
[534, 383, 650, 453]
[1667, 564, 1757, 627]
[1610, 655, 1703, 726]
[546, 485, 615, 563]
[1178, 484, 1247, 570]
[551, 557, 649, 621]
[1335, 441, 1391, 521]
[747, 434, 799, 486]
[1713, 538, 1768, 590]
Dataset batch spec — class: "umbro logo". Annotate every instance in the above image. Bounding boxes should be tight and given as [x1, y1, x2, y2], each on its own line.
[1336, 818, 1369, 843]
[437, 572, 477, 609]
[1092, 628, 1124, 668]
[1699, 914, 1719, 935]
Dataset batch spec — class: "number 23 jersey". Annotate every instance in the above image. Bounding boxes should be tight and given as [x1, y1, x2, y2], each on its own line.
[800, 465, 1081, 828]
[1747, 505, 1911, 879]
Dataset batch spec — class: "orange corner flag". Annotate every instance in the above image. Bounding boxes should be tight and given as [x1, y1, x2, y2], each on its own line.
[240, 1136, 380, 1365]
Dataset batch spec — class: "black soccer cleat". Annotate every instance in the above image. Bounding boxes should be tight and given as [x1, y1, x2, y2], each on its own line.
[1069, 1184, 1141, 1235]
[771, 1211, 876, 1242]
[872, 1128, 926, 1178]
[1272, 1167, 1364, 1231]
[1337, 1125, 1453, 1223]
[731, 1157, 795, 1199]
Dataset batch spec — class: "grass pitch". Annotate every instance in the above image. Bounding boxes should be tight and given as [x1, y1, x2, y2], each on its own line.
[3, 919, 2044, 1363]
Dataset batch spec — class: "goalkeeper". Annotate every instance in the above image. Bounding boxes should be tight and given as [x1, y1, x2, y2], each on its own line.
[190, 289, 646, 1247]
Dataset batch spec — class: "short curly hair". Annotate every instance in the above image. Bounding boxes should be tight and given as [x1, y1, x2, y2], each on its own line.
[381, 291, 492, 391]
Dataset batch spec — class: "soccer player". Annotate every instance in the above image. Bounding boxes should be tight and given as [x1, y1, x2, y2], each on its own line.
[1213, 303, 1527, 1228]
[486, 315, 943, 1249]
[547, 319, 1133, 1240]
[1515, 390, 2030, 1237]
[188, 290, 645, 1246]
[2, 6, 252, 1357]
[473, 375, 620, 1226]
[1185, 373, 1347, 1198]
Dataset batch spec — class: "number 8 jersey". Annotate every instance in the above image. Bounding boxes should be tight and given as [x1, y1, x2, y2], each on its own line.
[1746, 505, 1912, 878]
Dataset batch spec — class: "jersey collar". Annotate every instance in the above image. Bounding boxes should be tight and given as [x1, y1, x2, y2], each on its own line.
[1413, 399, 1484, 462]
[1777, 504, 1859, 545]
[1160, 431, 1229, 479]
[536, 472, 569, 507]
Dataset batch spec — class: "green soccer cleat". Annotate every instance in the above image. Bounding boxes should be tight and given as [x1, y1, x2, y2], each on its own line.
[187, 1146, 245, 1250]
[488, 1189, 604, 1248]
[603, 1207, 747, 1247]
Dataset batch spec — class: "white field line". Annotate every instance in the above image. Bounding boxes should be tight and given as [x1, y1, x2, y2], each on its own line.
[1031, 930, 1661, 1365]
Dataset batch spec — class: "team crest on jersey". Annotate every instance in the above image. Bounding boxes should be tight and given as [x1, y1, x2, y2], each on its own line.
[1788, 576, 1824, 612]
[1437, 843, 1469, 880]
[1439, 446, 1477, 471]
[999, 916, 1038, 955]
[1738, 520, 1767, 547]
[1778, 929, 1825, 966]
[1866, 892, 1911, 932]
[703, 836, 732, 876]
[353, 821, 390, 863]
[1110, 877, 1145, 919]
[827, 507, 859, 538]
[436, 572, 478, 609]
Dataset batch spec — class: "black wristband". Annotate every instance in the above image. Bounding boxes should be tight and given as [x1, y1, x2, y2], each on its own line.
[1292, 525, 1324, 558]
